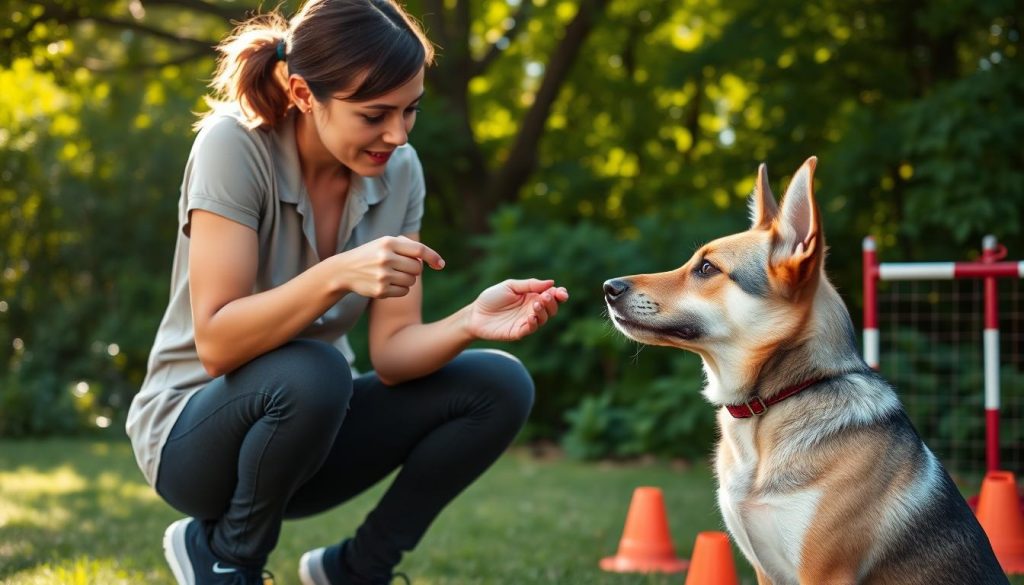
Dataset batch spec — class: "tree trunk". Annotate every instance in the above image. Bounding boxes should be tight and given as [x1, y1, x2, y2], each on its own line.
[487, 0, 610, 214]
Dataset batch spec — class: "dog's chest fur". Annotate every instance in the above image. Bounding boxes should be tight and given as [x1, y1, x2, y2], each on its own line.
[715, 416, 820, 585]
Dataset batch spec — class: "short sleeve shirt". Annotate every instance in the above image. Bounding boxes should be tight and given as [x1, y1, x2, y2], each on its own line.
[126, 108, 426, 486]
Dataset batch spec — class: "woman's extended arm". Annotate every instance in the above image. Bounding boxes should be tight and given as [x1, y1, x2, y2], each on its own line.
[189, 211, 443, 376]
[368, 233, 569, 385]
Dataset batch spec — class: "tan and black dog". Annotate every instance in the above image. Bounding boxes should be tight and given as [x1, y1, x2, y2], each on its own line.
[604, 157, 1007, 584]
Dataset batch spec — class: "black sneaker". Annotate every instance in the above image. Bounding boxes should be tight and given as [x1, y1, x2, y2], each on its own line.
[163, 517, 268, 585]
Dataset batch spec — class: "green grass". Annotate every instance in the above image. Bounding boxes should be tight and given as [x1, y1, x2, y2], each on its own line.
[2, 439, 1022, 584]
[0, 438, 746, 584]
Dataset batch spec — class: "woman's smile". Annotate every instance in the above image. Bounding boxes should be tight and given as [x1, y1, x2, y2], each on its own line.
[365, 149, 393, 165]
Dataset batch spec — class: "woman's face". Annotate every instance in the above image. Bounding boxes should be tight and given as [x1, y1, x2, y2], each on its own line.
[310, 67, 425, 177]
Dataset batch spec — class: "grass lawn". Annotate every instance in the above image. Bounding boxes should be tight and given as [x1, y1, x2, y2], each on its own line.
[2, 438, 1021, 584]
[1, 438, 745, 584]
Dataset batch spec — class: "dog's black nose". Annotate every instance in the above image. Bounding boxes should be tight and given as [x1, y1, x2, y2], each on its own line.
[603, 278, 630, 302]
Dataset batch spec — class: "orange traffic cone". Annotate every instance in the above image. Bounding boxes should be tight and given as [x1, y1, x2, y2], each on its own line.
[684, 531, 739, 585]
[975, 470, 1024, 574]
[600, 486, 689, 573]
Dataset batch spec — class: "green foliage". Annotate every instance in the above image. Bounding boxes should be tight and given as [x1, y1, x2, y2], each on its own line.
[562, 356, 715, 460]
[899, 65, 1024, 244]
[0, 53, 212, 435]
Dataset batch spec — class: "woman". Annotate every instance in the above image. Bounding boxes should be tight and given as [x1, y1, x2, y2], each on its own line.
[125, 1, 569, 584]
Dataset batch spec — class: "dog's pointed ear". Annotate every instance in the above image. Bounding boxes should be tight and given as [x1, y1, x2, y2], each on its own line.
[749, 163, 778, 230]
[773, 157, 823, 294]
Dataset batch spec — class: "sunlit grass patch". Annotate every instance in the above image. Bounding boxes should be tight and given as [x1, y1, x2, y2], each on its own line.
[8, 557, 154, 585]
[1, 466, 87, 496]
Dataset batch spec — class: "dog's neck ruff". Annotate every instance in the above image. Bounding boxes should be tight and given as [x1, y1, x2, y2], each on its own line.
[725, 379, 821, 418]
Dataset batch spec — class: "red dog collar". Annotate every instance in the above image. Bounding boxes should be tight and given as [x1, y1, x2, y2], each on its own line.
[725, 379, 821, 418]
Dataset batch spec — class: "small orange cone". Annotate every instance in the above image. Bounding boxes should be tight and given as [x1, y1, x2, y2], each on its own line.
[600, 486, 689, 573]
[684, 531, 739, 585]
[975, 470, 1024, 574]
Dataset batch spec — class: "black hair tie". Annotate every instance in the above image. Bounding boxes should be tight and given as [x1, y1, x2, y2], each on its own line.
[276, 40, 287, 62]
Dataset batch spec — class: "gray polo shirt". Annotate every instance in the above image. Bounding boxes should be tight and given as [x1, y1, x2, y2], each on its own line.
[126, 108, 425, 487]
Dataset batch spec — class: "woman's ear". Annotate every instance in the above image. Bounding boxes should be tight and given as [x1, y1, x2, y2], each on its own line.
[287, 74, 313, 114]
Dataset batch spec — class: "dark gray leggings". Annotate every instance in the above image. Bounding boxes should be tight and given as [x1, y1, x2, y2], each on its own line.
[155, 339, 535, 576]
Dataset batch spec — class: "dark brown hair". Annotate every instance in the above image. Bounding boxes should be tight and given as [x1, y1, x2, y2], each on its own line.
[200, 0, 434, 130]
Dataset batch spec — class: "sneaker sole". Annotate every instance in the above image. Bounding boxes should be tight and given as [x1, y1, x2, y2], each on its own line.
[163, 518, 195, 585]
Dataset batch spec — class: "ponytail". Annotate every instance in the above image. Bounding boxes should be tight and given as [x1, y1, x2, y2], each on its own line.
[195, 1, 434, 132]
[197, 12, 291, 131]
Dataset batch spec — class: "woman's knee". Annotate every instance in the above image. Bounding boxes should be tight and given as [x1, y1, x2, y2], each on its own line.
[457, 349, 535, 422]
[240, 339, 354, 417]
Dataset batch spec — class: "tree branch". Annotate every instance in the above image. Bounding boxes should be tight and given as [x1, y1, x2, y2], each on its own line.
[489, 0, 610, 205]
[470, 0, 534, 78]
[2, 1, 84, 58]
[78, 47, 213, 72]
[140, 0, 251, 21]
[87, 16, 214, 50]
[685, 76, 702, 162]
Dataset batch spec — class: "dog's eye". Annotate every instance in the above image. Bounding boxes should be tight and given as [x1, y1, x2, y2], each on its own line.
[696, 260, 720, 277]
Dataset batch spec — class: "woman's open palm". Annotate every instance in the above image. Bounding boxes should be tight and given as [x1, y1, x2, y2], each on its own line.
[467, 279, 569, 341]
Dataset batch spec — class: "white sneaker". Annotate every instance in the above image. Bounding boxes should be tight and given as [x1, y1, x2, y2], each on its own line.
[163, 518, 198, 585]
[298, 547, 332, 585]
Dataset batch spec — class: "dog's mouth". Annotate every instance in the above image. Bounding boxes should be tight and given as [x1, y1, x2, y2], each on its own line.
[611, 313, 702, 342]
[663, 324, 702, 340]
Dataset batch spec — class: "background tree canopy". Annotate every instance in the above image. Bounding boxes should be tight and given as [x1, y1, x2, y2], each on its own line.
[1, 0, 1022, 458]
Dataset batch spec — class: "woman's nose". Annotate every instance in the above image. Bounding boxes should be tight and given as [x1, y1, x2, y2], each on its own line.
[384, 117, 408, 146]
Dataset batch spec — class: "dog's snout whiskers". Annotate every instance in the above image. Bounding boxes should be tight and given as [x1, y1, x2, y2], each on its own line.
[633, 297, 659, 315]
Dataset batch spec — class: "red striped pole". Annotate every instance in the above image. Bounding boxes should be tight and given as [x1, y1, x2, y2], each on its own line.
[876, 261, 1022, 280]
[982, 236, 1003, 472]
[863, 237, 879, 369]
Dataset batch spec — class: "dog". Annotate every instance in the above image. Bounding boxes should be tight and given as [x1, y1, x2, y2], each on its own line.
[603, 157, 1007, 584]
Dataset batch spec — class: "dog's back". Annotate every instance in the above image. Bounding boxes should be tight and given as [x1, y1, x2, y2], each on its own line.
[865, 412, 1003, 584]
[604, 158, 1008, 584]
